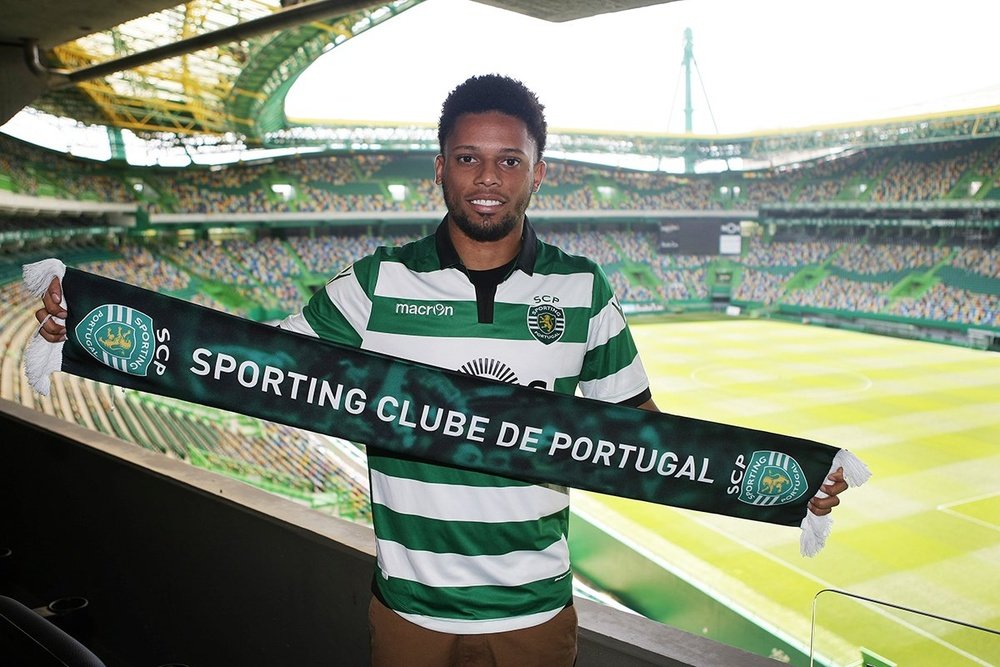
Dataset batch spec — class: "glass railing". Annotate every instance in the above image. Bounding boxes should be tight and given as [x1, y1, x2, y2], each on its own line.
[809, 589, 1000, 666]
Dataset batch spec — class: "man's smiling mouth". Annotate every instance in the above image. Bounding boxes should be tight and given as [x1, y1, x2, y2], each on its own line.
[470, 198, 503, 207]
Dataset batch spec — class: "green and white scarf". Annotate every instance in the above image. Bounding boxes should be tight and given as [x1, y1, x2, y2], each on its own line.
[23, 258, 870, 556]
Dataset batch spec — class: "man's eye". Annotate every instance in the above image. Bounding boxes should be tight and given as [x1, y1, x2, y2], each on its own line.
[502, 158, 521, 168]
[457, 155, 475, 164]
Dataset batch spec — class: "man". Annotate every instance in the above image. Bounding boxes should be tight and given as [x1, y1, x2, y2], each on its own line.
[36, 74, 847, 666]
[279, 74, 660, 665]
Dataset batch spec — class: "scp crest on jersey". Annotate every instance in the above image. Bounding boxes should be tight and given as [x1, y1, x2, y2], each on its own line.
[527, 304, 565, 345]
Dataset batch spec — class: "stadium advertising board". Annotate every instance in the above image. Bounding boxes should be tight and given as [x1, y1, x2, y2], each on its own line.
[659, 219, 742, 255]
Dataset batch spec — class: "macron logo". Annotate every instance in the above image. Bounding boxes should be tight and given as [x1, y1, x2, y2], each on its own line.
[395, 302, 454, 317]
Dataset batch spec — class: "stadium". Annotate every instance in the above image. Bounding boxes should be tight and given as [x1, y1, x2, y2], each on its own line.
[1, 1, 998, 666]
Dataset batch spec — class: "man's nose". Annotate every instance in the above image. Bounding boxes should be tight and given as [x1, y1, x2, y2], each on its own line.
[475, 163, 500, 186]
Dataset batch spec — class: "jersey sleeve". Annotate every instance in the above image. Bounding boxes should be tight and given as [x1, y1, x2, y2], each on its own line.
[576, 264, 651, 405]
[279, 255, 377, 348]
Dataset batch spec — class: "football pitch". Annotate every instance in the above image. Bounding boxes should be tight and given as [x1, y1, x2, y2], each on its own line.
[574, 318, 1000, 666]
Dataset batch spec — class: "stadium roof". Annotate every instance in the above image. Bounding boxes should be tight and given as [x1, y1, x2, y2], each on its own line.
[0, 1, 673, 140]
[2, 0, 1000, 167]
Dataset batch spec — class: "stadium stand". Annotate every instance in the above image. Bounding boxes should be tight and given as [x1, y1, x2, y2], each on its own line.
[2, 129, 999, 524]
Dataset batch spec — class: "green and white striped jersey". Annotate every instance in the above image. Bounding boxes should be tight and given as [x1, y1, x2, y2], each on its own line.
[280, 220, 650, 634]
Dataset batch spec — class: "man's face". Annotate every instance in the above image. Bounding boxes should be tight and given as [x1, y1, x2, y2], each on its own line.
[435, 111, 545, 243]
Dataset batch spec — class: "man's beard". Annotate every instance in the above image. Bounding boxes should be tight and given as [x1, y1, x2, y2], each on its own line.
[442, 182, 532, 243]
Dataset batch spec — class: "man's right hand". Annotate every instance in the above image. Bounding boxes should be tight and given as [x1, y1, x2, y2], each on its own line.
[35, 276, 68, 343]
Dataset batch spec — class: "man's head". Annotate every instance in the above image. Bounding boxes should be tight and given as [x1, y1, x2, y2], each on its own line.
[437, 74, 547, 162]
[434, 75, 548, 247]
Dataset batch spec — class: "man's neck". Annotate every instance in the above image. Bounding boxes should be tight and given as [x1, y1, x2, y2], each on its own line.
[447, 219, 524, 270]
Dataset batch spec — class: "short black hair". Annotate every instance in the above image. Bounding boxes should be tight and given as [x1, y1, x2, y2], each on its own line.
[437, 74, 547, 160]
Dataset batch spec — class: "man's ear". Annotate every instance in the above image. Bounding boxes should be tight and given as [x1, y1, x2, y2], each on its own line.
[532, 159, 546, 192]
[434, 154, 444, 184]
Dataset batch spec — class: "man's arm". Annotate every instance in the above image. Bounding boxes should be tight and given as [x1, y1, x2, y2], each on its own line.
[637, 398, 659, 412]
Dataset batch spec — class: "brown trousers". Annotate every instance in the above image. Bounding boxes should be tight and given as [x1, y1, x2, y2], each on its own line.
[368, 597, 577, 667]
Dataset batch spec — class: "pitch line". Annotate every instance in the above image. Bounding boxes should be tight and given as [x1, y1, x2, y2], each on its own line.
[938, 490, 1000, 534]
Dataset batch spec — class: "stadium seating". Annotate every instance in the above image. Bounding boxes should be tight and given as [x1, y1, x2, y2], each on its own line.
[1, 131, 998, 521]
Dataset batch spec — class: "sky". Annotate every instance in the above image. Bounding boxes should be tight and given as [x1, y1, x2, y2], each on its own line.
[3, 0, 999, 165]
[285, 0, 1000, 134]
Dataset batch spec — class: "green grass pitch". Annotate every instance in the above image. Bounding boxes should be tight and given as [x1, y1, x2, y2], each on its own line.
[575, 317, 1000, 666]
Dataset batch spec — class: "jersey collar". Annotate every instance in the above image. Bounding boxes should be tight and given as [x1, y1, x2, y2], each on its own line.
[434, 216, 538, 277]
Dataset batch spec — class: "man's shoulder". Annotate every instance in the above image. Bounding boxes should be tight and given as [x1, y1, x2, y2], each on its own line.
[378, 234, 439, 271]
[358, 234, 437, 270]
[534, 238, 603, 276]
